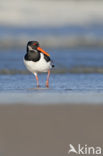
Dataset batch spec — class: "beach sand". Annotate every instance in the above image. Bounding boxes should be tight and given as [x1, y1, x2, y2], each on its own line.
[0, 104, 103, 156]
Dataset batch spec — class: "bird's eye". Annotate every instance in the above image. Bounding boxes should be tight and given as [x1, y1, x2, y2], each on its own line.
[33, 43, 36, 46]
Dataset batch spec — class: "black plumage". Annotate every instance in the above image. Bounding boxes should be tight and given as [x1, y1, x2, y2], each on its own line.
[24, 50, 40, 62]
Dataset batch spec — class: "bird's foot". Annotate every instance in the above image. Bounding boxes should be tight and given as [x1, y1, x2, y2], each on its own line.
[46, 85, 49, 88]
[37, 85, 40, 88]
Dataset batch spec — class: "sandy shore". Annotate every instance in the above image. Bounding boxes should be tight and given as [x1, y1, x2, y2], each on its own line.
[0, 104, 103, 156]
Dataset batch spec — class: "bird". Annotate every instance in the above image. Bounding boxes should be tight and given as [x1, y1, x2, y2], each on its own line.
[24, 41, 54, 88]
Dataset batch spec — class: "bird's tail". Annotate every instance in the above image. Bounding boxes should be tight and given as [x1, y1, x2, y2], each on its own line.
[52, 64, 55, 68]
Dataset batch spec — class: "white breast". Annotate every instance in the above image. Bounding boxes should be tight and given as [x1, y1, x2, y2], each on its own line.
[24, 53, 52, 73]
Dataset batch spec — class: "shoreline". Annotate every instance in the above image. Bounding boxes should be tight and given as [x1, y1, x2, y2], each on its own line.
[0, 92, 103, 105]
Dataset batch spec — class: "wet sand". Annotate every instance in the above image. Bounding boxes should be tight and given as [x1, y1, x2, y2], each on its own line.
[0, 104, 103, 156]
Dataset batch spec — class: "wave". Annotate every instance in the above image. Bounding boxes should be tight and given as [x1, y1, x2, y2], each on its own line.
[0, 35, 103, 49]
[1, 67, 103, 75]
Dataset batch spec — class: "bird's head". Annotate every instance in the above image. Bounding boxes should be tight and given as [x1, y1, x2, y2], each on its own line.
[27, 41, 39, 50]
[27, 41, 50, 56]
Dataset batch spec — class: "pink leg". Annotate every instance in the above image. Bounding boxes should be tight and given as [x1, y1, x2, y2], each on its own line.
[34, 73, 39, 88]
[46, 70, 50, 88]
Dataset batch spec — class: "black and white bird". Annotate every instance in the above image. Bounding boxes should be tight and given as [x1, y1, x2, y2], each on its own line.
[24, 41, 54, 88]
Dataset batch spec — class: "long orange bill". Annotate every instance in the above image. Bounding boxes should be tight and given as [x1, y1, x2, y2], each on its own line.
[37, 47, 50, 56]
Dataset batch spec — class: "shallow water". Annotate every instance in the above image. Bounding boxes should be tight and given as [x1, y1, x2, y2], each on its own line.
[1, 73, 103, 104]
[0, 48, 103, 104]
[0, 73, 103, 93]
[1, 73, 103, 105]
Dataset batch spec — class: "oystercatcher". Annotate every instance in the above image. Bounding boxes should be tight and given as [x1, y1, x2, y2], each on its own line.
[24, 41, 54, 88]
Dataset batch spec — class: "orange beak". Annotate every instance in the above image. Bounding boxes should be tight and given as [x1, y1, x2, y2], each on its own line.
[37, 47, 50, 57]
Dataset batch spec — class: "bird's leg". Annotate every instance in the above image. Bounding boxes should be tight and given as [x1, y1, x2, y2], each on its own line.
[34, 73, 39, 88]
[46, 70, 50, 88]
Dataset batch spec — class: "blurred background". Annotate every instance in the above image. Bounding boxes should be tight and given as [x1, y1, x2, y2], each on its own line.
[1, 0, 103, 48]
[1, 0, 103, 91]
